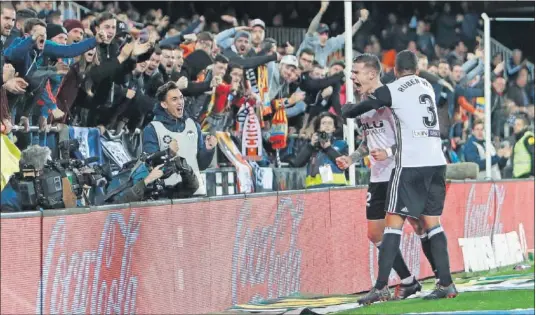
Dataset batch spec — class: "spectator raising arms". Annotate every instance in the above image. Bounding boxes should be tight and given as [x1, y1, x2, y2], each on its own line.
[297, 1, 369, 67]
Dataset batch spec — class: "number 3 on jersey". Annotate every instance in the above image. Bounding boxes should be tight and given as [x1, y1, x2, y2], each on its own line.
[419, 94, 438, 128]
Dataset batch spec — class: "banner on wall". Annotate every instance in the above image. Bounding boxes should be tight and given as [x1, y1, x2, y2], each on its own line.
[1, 181, 534, 314]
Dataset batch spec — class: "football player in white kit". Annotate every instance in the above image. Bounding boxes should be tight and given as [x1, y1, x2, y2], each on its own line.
[343, 50, 457, 304]
[337, 54, 437, 301]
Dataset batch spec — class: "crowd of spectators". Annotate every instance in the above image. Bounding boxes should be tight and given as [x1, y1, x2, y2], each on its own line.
[1, 0, 534, 187]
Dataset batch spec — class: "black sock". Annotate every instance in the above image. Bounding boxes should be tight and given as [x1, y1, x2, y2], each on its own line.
[428, 225, 453, 286]
[374, 228, 402, 289]
[376, 242, 412, 282]
[393, 248, 412, 281]
[420, 233, 438, 279]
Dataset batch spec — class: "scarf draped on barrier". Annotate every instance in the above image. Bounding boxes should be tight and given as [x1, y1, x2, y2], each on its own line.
[215, 131, 254, 193]
[269, 99, 288, 150]
[68, 126, 104, 164]
[100, 132, 135, 169]
[257, 66, 270, 120]
[235, 95, 263, 161]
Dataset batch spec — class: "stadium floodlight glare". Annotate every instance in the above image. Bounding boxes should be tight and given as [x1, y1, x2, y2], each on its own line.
[481, 13, 535, 180]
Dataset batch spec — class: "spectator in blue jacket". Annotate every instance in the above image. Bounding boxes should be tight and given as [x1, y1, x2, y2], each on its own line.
[36, 24, 97, 127]
[4, 18, 46, 76]
[5, 18, 99, 77]
[506, 49, 528, 81]
[297, 1, 369, 67]
[463, 120, 510, 180]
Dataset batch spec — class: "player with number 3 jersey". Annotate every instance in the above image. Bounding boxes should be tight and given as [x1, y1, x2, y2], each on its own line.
[337, 54, 438, 301]
[344, 51, 456, 305]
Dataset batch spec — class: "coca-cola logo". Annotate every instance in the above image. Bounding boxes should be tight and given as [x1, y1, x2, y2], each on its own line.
[231, 196, 304, 305]
[36, 212, 140, 314]
[464, 183, 505, 238]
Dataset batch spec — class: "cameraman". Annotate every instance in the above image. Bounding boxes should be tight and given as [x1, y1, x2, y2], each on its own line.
[1, 145, 51, 212]
[142, 81, 216, 197]
[289, 112, 348, 188]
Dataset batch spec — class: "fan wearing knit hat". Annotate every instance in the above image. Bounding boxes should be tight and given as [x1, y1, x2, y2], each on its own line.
[233, 31, 251, 56]
[46, 23, 68, 45]
[63, 19, 85, 44]
[34, 21, 99, 129]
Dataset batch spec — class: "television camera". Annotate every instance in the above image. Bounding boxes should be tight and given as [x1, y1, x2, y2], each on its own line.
[99, 148, 189, 204]
[15, 140, 111, 210]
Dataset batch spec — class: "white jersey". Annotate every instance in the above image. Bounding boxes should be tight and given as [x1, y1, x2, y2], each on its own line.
[358, 107, 396, 183]
[385, 75, 446, 167]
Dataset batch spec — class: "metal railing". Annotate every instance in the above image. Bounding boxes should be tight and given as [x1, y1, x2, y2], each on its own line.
[478, 29, 535, 81]
[52, 1, 91, 21]
[266, 26, 533, 81]
[265, 27, 306, 48]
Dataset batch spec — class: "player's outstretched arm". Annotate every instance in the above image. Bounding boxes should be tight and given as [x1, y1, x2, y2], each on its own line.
[342, 86, 392, 119]
[342, 99, 383, 118]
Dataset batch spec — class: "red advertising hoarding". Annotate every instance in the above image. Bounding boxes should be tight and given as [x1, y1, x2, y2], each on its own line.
[1, 181, 533, 314]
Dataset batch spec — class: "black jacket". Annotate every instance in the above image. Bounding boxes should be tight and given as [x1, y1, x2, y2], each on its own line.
[174, 50, 213, 97]
[222, 46, 278, 70]
[88, 42, 137, 108]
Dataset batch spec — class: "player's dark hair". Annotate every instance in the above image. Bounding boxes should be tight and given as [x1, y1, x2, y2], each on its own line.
[395, 50, 418, 74]
[156, 81, 179, 102]
[354, 53, 382, 74]
[312, 60, 321, 68]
